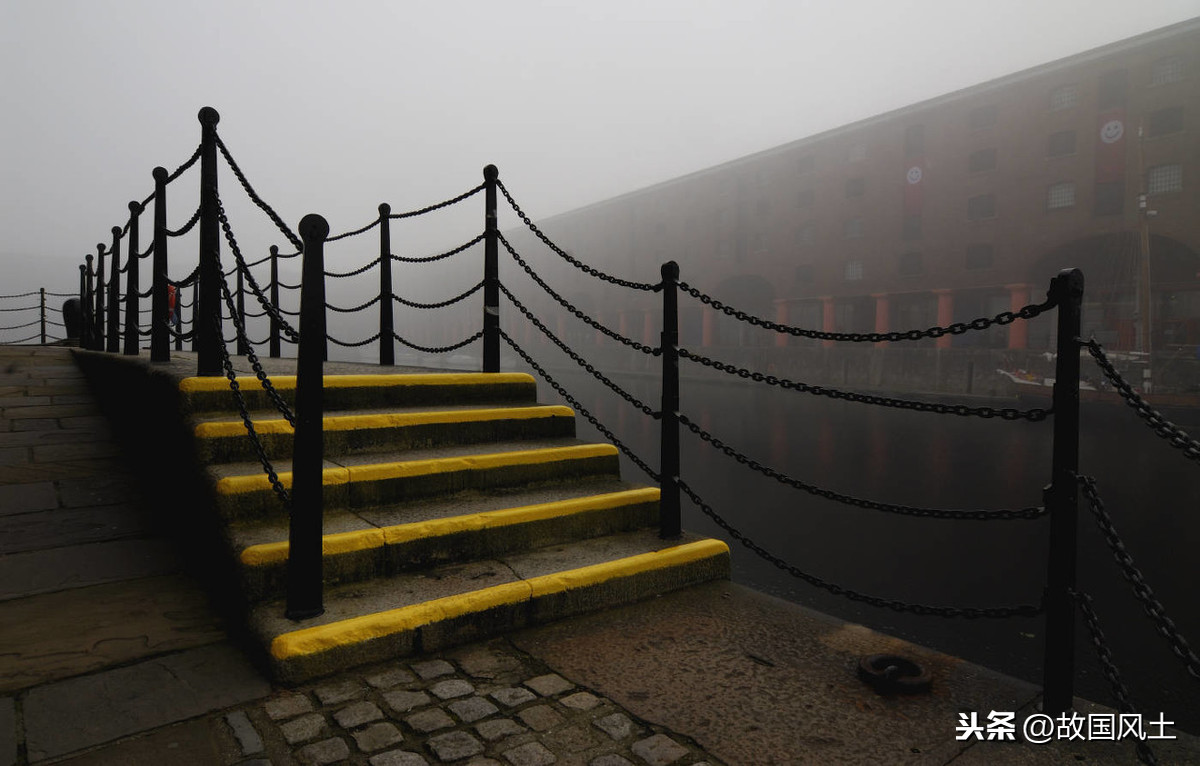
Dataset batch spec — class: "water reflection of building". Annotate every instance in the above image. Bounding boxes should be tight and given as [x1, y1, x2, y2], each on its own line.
[502, 19, 1199, 394]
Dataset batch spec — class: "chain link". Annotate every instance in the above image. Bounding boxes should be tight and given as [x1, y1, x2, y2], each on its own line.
[325, 256, 381, 279]
[168, 266, 200, 288]
[500, 282, 659, 418]
[4, 334, 42, 344]
[499, 232, 661, 356]
[496, 180, 661, 293]
[216, 193, 301, 343]
[678, 477, 1042, 617]
[678, 279, 1055, 343]
[1083, 340, 1200, 462]
[0, 291, 42, 299]
[215, 134, 303, 251]
[388, 183, 485, 220]
[327, 332, 383, 348]
[0, 304, 39, 312]
[326, 295, 381, 313]
[500, 330, 660, 481]
[678, 347, 1051, 421]
[393, 281, 483, 310]
[166, 144, 203, 184]
[1076, 590, 1159, 765]
[325, 217, 381, 244]
[392, 330, 482, 355]
[1077, 474, 1200, 681]
[166, 207, 202, 238]
[678, 412, 1046, 520]
[392, 233, 486, 264]
[219, 273, 296, 425]
[0, 319, 41, 331]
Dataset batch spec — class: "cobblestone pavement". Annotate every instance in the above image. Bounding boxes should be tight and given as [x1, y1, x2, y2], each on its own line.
[214, 638, 720, 766]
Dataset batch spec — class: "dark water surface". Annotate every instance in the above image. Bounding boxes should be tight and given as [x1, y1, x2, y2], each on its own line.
[536, 365, 1200, 734]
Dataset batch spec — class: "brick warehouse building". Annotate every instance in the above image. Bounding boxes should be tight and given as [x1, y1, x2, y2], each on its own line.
[498, 18, 1200, 396]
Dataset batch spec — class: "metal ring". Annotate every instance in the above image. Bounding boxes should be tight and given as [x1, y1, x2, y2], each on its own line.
[856, 654, 932, 694]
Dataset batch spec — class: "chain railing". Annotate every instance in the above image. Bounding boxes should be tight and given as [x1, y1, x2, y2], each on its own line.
[0, 288, 72, 345]
[65, 109, 1195, 743]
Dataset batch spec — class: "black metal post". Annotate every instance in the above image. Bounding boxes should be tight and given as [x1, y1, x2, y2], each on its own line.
[39, 288, 46, 345]
[84, 256, 96, 349]
[378, 204, 394, 366]
[123, 202, 141, 355]
[235, 250, 248, 356]
[150, 167, 170, 362]
[287, 213, 329, 620]
[78, 263, 90, 348]
[482, 165, 500, 372]
[195, 107, 222, 375]
[1041, 267, 1084, 715]
[176, 285, 186, 352]
[659, 261, 681, 539]
[187, 282, 196, 351]
[269, 246, 281, 358]
[107, 227, 121, 352]
[94, 243, 106, 350]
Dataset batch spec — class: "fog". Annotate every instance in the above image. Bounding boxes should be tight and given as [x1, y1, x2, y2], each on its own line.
[3, 1, 1199, 300]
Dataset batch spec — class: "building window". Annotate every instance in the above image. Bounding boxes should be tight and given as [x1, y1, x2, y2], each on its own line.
[1148, 106, 1184, 137]
[845, 177, 865, 198]
[844, 261, 864, 281]
[1094, 181, 1125, 216]
[903, 215, 921, 240]
[968, 148, 996, 173]
[1148, 164, 1184, 194]
[1097, 69, 1128, 109]
[1047, 182, 1076, 210]
[967, 194, 995, 220]
[898, 252, 923, 276]
[795, 224, 813, 246]
[847, 143, 868, 163]
[965, 244, 993, 270]
[843, 218, 864, 238]
[795, 264, 814, 283]
[969, 105, 997, 129]
[797, 188, 814, 208]
[1050, 84, 1078, 111]
[1047, 130, 1077, 157]
[905, 124, 924, 157]
[796, 155, 816, 174]
[1152, 56, 1184, 85]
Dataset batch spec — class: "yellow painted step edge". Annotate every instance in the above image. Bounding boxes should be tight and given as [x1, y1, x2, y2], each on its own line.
[216, 443, 619, 495]
[196, 405, 575, 439]
[239, 487, 661, 566]
[269, 538, 730, 661]
[181, 372, 535, 393]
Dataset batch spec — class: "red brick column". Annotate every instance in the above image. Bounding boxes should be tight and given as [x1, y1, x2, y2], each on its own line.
[774, 300, 789, 348]
[1007, 284, 1030, 350]
[933, 289, 954, 349]
[821, 296, 835, 349]
[872, 293, 889, 348]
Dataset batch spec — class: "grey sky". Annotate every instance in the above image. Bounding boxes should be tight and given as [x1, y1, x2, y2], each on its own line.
[3, 0, 1199, 296]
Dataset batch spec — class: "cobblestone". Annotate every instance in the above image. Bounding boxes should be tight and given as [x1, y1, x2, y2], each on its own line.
[370, 750, 430, 766]
[411, 659, 455, 680]
[384, 689, 432, 714]
[476, 718, 526, 742]
[448, 695, 499, 723]
[298, 735, 351, 765]
[280, 712, 327, 745]
[501, 741, 556, 766]
[334, 699, 384, 728]
[224, 710, 264, 755]
[518, 705, 564, 732]
[592, 712, 637, 741]
[368, 667, 417, 689]
[427, 730, 485, 761]
[630, 734, 689, 766]
[265, 692, 314, 720]
[430, 678, 475, 700]
[313, 678, 366, 705]
[559, 692, 601, 711]
[353, 722, 405, 752]
[524, 674, 573, 697]
[491, 686, 537, 708]
[406, 707, 456, 734]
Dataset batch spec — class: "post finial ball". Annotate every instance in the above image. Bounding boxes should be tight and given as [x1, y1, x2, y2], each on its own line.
[483, 165, 499, 181]
[198, 106, 220, 126]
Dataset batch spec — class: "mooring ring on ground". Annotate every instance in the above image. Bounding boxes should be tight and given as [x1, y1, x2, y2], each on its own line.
[857, 654, 932, 694]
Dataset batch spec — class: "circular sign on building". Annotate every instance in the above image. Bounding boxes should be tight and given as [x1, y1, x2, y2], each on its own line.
[1100, 119, 1124, 144]
[906, 166, 923, 185]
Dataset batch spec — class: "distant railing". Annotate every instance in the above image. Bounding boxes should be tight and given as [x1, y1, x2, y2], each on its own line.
[0, 289, 73, 346]
[58, 108, 1196, 764]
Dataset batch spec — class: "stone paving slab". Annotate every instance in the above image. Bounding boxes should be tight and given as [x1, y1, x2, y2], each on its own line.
[22, 643, 270, 761]
[0, 503, 152, 554]
[0, 537, 180, 601]
[0, 697, 14, 766]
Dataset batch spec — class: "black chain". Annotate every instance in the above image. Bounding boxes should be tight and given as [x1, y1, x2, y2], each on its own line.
[168, 266, 200, 288]
[276, 280, 300, 290]
[243, 252, 272, 268]
[393, 281, 483, 310]
[166, 144, 203, 184]
[678, 477, 1042, 617]
[215, 134, 303, 251]
[500, 282, 659, 418]
[45, 291, 76, 298]
[497, 180, 661, 292]
[327, 332, 383, 348]
[218, 273, 296, 425]
[500, 330, 660, 481]
[678, 279, 1055, 343]
[678, 347, 1051, 421]
[325, 257, 381, 279]
[325, 217, 381, 243]
[499, 232, 661, 356]
[678, 412, 1045, 520]
[326, 295, 381, 313]
[1077, 475, 1200, 680]
[388, 183, 485, 220]
[1083, 340, 1200, 462]
[0, 291, 41, 299]
[216, 193, 301, 343]
[0, 319, 40, 331]
[137, 243, 154, 260]
[392, 330, 483, 355]
[392, 233, 486, 264]
[166, 324, 196, 341]
[1076, 590, 1158, 765]
[166, 207, 202, 238]
[6, 334, 41, 344]
[0, 304, 38, 312]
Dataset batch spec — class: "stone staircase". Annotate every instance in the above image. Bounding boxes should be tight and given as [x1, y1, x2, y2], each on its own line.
[179, 371, 730, 682]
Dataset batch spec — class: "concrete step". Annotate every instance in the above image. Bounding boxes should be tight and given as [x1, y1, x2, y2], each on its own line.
[180, 372, 538, 415]
[248, 530, 730, 682]
[209, 439, 622, 520]
[231, 482, 661, 602]
[193, 404, 577, 463]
